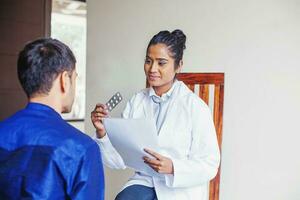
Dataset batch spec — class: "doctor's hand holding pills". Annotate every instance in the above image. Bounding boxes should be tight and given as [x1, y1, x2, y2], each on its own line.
[91, 103, 108, 138]
[91, 92, 123, 138]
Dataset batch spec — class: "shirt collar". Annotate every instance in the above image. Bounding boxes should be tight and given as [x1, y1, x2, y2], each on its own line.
[149, 80, 178, 102]
[26, 102, 62, 119]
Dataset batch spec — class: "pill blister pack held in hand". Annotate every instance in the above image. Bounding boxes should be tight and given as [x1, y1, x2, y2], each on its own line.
[105, 92, 123, 112]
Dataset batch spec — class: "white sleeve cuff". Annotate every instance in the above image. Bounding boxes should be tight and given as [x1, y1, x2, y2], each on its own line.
[94, 133, 109, 143]
[164, 174, 175, 187]
[93, 133, 127, 169]
[93, 133, 112, 150]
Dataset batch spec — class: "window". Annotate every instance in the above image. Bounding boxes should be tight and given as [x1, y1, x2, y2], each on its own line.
[51, 0, 86, 121]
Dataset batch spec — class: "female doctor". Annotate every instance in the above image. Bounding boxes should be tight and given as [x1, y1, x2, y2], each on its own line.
[91, 29, 220, 200]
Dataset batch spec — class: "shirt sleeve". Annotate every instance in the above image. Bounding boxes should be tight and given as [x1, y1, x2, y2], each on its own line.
[92, 96, 135, 170]
[94, 134, 126, 169]
[165, 99, 220, 188]
[69, 143, 105, 200]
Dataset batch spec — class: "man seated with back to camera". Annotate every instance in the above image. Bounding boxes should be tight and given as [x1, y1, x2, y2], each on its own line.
[0, 38, 105, 199]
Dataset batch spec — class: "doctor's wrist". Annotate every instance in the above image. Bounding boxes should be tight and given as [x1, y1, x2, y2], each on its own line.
[96, 130, 106, 139]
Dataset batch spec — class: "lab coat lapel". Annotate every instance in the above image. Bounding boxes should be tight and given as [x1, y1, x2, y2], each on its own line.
[142, 90, 153, 119]
[158, 81, 191, 137]
[142, 81, 189, 136]
[157, 98, 174, 136]
[157, 82, 182, 136]
[142, 87, 174, 135]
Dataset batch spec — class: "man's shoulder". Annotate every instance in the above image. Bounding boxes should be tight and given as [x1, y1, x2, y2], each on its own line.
[43, 119, 97, 153]
[60, 122, 96, 148]
[0, 110, 97, 153]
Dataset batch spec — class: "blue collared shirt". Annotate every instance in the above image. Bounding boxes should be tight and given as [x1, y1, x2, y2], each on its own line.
[0, 102, 104, 200]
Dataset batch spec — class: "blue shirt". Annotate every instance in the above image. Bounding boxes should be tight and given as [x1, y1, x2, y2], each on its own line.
[0, 103, 104, 200]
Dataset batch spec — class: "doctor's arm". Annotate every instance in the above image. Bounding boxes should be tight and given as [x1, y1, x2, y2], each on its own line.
[91, 103, 126, 169]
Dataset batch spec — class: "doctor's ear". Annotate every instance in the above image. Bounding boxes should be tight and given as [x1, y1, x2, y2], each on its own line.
[175, 60, 183, 73]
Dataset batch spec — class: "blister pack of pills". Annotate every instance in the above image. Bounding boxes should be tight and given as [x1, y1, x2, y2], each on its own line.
[105, 92, 123, 112]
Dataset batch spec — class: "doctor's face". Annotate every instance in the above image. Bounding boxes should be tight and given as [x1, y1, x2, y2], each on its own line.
[144, 43, 181, 95]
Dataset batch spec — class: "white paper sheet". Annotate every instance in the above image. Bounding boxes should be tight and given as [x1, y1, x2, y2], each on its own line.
[103, 118, 162, 177]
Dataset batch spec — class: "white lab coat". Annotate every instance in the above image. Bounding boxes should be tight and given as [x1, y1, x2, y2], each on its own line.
[95, 81, 220, 200]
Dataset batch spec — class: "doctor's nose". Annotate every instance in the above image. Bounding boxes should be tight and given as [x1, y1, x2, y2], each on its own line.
[149, 63, 158, 72]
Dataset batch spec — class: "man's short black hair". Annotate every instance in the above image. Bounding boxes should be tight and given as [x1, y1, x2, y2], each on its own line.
[17, 38, 76, 97]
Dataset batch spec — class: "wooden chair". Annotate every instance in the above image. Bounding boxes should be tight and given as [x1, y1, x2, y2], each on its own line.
[176, 73, 224, 200]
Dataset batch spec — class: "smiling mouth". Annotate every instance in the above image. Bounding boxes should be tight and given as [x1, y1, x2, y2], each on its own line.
[148, 75, 160, 80]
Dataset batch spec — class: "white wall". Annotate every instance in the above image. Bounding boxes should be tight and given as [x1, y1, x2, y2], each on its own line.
[86, 0, 300, 199]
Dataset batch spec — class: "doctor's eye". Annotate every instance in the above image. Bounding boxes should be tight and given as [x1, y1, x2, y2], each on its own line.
[144, 58, 152, 65]
[158, 61, 167, 66]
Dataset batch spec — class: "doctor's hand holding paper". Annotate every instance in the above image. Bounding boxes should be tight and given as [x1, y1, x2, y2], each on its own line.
[143, 148, 174, 174]
[91, 103, 175, 175]
[91, 29, 220, 200]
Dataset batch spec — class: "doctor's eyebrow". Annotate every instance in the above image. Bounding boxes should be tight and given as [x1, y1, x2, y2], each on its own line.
[146, 56, 168, 61]
[156, 58, 168, 63]
[156, 58, 168, 61]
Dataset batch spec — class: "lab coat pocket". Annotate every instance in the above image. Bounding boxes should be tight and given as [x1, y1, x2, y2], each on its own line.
[171, 127, 192, 156]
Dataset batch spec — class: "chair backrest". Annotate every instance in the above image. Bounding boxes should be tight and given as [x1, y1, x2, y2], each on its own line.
[176, 72, 224, 200]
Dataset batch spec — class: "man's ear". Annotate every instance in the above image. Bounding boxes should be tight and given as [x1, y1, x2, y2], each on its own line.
[60, 71, 70, 94]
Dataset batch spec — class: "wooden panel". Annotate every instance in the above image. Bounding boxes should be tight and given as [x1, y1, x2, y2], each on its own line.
[209, 169, 221, 200]
[213, 85, 224, 147]
[0, 55, 22, 90]
[208, 84, 224, 200]
[0, 90, 27, 120]
[0, 17, 46, 55]
[177, 73, 224, 85]
[199, 84, 209, 105]
[187, 84, 195, 92]
[44, 0, 52, 37]
[0, 0, 51, 120]
[0, 0, 46, 24]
